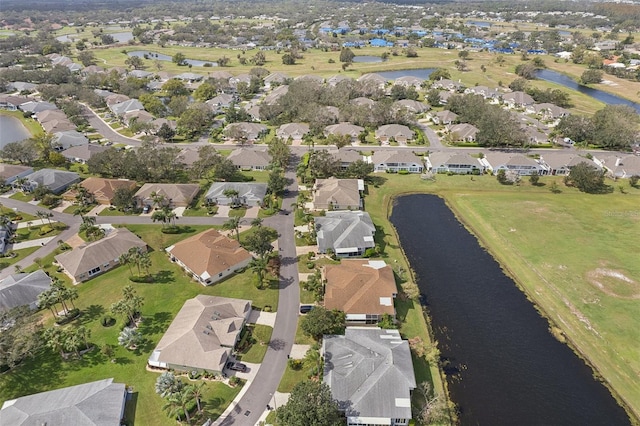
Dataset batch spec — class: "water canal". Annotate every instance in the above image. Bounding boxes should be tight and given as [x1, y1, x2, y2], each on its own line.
[390, 194, 631, 425]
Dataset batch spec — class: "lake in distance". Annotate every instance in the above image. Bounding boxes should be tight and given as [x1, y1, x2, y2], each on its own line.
[0, 114, 31, 148]
[390, 194, 631, 426]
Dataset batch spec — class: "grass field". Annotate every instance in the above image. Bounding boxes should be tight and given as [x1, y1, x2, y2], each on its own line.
[0, 224, 278, 425]
[365, 172, 640, 423]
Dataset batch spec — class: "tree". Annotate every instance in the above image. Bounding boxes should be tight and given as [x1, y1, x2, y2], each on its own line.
[1, 140, 37, 165]
[249, 257, 269, 288]
[275, 381, 343, 426]
[344, 159, 374, 179]
[112, 186, 138, 212]
[77, 51, 97, 67]
[171, 389, 193, 424]
[580, 69, 603, 85]
[413, 381, 448, 425]
[565, 162, 609, 194]
[429, 68, 451, 81]
[172, 52, 186, 66]
[308, 150, 341, 179]
[222, 216, 241, 242]
[282, 53, 296, 65]
[187, 382, 206, 414]
[426, 89, 441, 106]
[124, 56, 145, 70]
[118, 327, 142, 349]
[155, 371, 185, 399]
[223, 189, 240, 208]
[139, 93, 166, 117]
[556, 115, 594, 145]
[630, 175, 639, 188]
[268, 138, 291, 168]
[267, 167, 288, 196]
[119, 251, 133, 275]
[44, 327, 67, 358]
[177, 103, 212, 138]
[339, 48, 355, 63]
[156, 123, 176, 142]
[300, 307, 345, 340]
[458, 50, 470, 60]
[0, 307, 43, 369]
[591, 105, 639, 150]
[244, 226, 277, 261]
[162, 79, 189, 98]
[529, 171, 540, 186]
[30, 132, 55, 161]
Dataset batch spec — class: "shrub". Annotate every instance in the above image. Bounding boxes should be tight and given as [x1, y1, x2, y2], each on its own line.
[38, 225, 53, 235]
[398, 170, 409, 175]
[161, 226, 181, 234]
[363, 248, 376, 258]
[229, 376, 241, 386]
[306, 262, 315, 269]
[55, 308, 80, 325]
[288, 359, 304, 370]
[101, 316, 116, 327]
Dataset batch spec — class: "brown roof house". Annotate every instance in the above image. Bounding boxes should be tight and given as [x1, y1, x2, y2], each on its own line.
[324, 259, 397, 325]
[148, 295, 251, 373]
[276, 123, 310, 141]
[325, 122, 365, 142]
[55, 228, 147, 283]
[63, 177, 137, 205]
[135, 183, 200, 209]
[311, 178, 364, 211]
[166, 229, 252, 286]
[375, 124, 415, 144]
[227, 148, 271, 171]
[0, 164, 33, 184]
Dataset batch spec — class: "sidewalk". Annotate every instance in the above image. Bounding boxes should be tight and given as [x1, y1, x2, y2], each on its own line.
[11, 236, 55, 250]
[254, 392, 290, 426]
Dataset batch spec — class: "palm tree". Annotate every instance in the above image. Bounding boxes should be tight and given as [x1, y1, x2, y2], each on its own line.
[222, 216, 241, 242]
[172, 389, 193, 424]
[14, 176, 28, 192]
[118, 327, 142, 350]
[119, 252, 133, 275]
[36, 210, 53, 226]
[64, 286, 79, 309]
[164, 208, 178, 227]
[250, 217, 263, 228]
[150, 191, 166, 208]
[110, 299, 130, 323]
[223, 189, 240, 208]
[138, 252, 152, 276]
[76, 325, 91, 350]
[64, 327, 83, 358]
[51, 280, 70, 314]
[155, 371, 185, 399]
[162, 397, 182, 422]
[187, 382, 206, 414]
[44, 327, 67, 358]
[305, 348, 322, 376]
[38, 290, 58, 317]
[151, 209, 168, 229]
[249, 257, 268, 289]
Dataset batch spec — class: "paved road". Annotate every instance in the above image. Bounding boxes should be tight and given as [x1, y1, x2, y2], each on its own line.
[215, 162, 300, 426]
[82, 104, 142, 146]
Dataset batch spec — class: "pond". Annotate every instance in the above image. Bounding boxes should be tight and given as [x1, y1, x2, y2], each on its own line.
[352, 55, 383, 63]
[0, 114, 31, 148]
[376, 68, 436, 80]
[390, 194, 631, 426]
[127, 51, 217, 67]
[535, 69, 640, 113]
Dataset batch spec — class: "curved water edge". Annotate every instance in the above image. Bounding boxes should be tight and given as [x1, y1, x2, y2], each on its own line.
[126, 50, 218, 67]
[0, 114, 31, 148]
[389, 194, 633, 426]
[352, 55, 383, 63]
[535, 69, 640, 113]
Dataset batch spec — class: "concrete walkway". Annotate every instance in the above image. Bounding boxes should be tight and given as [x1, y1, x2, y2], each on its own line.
[295, 245, 317, 256]
[255, 392, 291, 425]
[245, 206, 260, 219]
[53, 201, 73, 213]
[15, 219, 48, 229]
[87, 205, 109, 216]
[248, 311, 276, 327]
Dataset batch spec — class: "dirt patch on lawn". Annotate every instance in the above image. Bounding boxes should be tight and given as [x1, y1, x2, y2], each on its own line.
[586, 268, 640, 299]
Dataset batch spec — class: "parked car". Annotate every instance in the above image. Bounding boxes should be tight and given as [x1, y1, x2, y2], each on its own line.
[226, 362, 247, 372]
[299, 305, 314, 314]
[142, 205, 151, 214]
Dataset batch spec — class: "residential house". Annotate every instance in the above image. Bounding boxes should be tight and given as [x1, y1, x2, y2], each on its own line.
[370, 151, 423, 173]
[0, 270, 52, 313]
[105, 93, 130, 107]
[276, 123, 310, 141]
[148, 295, 251, 373]
[227, 148, 271, 171]
[205, 182, 267, 207]
[323, 327, 416, 425]
[327, 74, 353, 87]
[502, 91, 535, 108]
[481, 153, 545, 176]
[42, 118, 76, 134]
[206, 93, 235, 113]
[431, 78, 464, 91]
[61, 143, 109, 164]
[135, 183, 200, 209]
[18, 101, 57, 114]
[324, 259, 397, 323]
[592, 154, 640, 179]
[324, 122, 365, 142]
[357, 73, 387, 90]
[428, 152, 484, 174]
[0, 225, 11, 255]
[0, 94, 30, 110]
[23, 169, 80, 194]
[123, 109, 154, 125]
[538, 154, 597, 176]
[55, 228, 147, 283]
[431, 110, 458, 125]
[128, 69, 153, 79]
[331, 148, 364, 170]
[175, 72, 204, 82]
[0, 164, 33, 184]
[35, 109, 68, 125]
[447, 123, 479, 142]
[394, 76, 424, 89]
[63, 177, 137, 205]
[224, 122, 268, 142]
[351, 97, 376, 108]
[465, 85, 499, 99]
[393, 99, 429, 114]
[0, 378, 126, 426]
[530, 103, 570, 120]
[109, 99, 144, 117]
[166, 229, 252, 285]
[311, 178, 364, 211]
[52, 130, 89, 151]
[7, 82, 36, 93]
[263, 85, 288, 105]
[263, 72, 289, 89]
[295, 74, 324, 84]
[324, 106, 340, 121]
[375, 124, 415, 144]
[315, 211, 375, 257]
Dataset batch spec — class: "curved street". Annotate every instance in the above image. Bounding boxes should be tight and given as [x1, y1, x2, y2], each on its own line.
[0, 166, 301, 426]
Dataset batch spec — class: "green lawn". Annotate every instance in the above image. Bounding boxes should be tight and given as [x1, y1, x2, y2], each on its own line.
[9, 191, 34, 202]
[236, 324, 273, 364]
[0, 223, 278, 425]
[365, 172, 640, 422]
[12, 224, 63, 242]
[0, 207, 36, 222]
[296, 256, 339, 273]
[0, 246, 40, 270]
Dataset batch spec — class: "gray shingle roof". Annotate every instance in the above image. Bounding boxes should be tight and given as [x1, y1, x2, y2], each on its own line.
[205, 182, 267, 206]
[0, 270, 52, 312]
[323, 328, 416, 421]
[25, 169, 80, 194]
[0, 378, 125, 426]
[315, 211, 375, 254]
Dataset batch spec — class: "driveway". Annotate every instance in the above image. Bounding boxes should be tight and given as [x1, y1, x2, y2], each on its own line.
[217, 205, 231, 218]
[244, 206, 260, 219]
[248, 310, 276, 327]
[81, 104, 142, 146]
